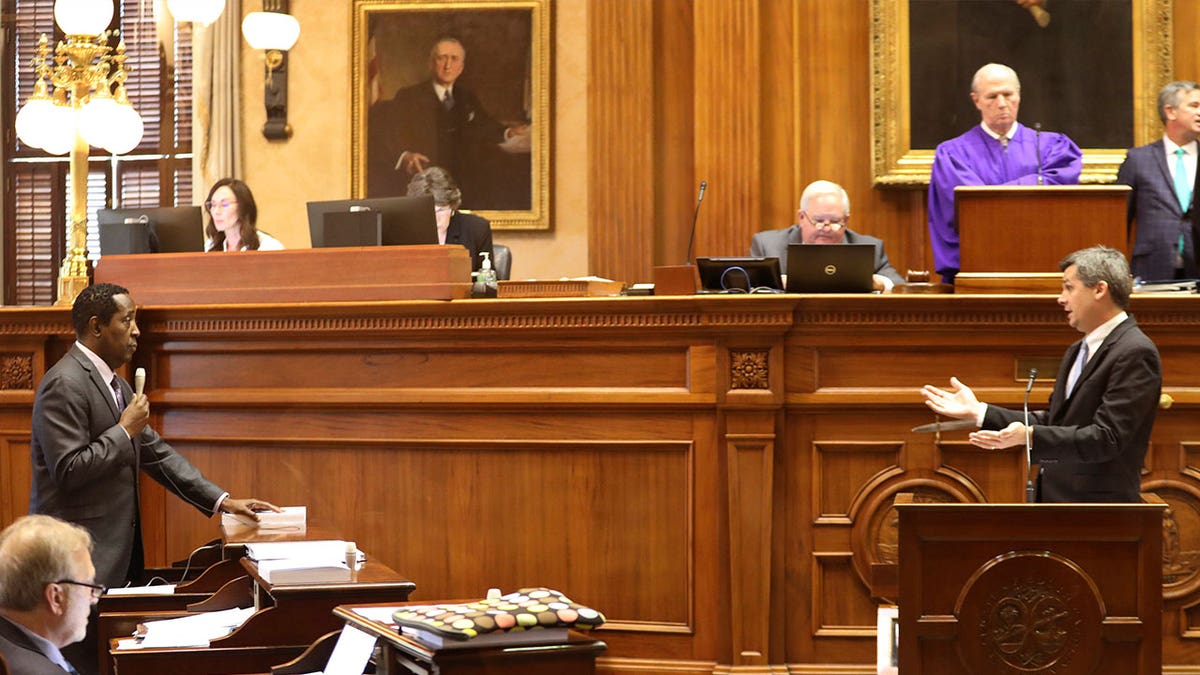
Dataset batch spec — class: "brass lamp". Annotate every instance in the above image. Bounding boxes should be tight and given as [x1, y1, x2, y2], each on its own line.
[13, 0, 145, 306]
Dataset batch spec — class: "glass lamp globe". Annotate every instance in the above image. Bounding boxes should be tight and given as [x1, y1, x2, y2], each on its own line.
[40, 103, 77, 156]
[80, 94, 121, 150]
[54, 0, 114, 36]
[166, 0, 226, 26]
[241, 11, 300, 51]
[104, 104, 144, 155]
[15, 96, 55, 149]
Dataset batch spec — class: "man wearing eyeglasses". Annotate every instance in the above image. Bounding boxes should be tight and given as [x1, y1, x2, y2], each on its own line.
[0, 515, 99, 674]
[750, 180, 905, 292]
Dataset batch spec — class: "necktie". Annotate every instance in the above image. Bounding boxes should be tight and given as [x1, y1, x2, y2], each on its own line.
[111, 375, 126, 411]
[998, 135, 1008, 151]
[1175, 147, 1191, 212]
[1065, 341, 1089, 398]
[442, 88, 454, 111]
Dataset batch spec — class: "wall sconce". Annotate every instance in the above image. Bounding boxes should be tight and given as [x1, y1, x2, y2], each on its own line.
[242, 0, 300, 140]
[13, 0, 145, 305]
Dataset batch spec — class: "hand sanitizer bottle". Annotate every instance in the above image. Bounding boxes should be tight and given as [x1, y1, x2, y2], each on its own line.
[473, 251, 498, 298]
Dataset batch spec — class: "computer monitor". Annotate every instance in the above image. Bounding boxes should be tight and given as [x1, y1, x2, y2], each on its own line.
[695, 257, 783, 293]
[97, 206, 205, 255]
[305, 195, 437, 248]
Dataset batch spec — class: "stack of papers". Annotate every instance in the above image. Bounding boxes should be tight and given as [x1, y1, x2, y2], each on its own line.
[221, 505, 307, 530]
[133, 607, 256, 648]
[244, 540, 352, 585]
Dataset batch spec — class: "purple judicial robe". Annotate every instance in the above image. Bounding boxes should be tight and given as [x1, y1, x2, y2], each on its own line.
[927, 123, 1083, 281]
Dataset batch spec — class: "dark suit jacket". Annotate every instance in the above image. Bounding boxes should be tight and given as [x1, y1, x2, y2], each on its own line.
[0, 615, 74, 674]
[30, 345, 223, 587]
[367, 80, 506, 199]
[982, 316, 1161, 503]
[748, 225, 905, 286]
[1117, 140, 1200, 280]
[448, 211, 494, 273]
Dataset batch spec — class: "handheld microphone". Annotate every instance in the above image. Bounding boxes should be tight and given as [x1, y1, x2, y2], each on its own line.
[1027, 4, 1051, 27]
[684, 180, 707, 264]
[1034, 122, 1044, 185]
[1023, 368, 1038, 503]
[134, 367, 146, 396]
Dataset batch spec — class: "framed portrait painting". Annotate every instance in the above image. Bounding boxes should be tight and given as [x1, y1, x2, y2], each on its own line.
[351, 0, 550, 230]
[871, 0, 1172, 186]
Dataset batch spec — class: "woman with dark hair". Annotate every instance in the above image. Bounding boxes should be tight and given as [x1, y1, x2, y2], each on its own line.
[203, 178, 285, 252]
[406, 166, 493, 272]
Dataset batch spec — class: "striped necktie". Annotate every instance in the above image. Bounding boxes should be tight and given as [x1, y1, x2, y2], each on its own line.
[111, 375, 126, 411]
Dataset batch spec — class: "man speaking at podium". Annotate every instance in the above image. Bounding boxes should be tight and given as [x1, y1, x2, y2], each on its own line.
[927, 63, 1083, 284]
[921, 247, 1161, 503]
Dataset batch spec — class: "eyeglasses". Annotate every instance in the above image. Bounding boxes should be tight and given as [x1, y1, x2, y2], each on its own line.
[52, 579, 107, 599]
[204, 199, 237, 211]
[802, 213, 846, 231]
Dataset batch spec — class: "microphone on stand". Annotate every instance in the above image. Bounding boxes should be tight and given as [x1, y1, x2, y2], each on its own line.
[1034, 122, 1044, 186]
[684, 180, 707, 264]
[652, 180, 708, 295]
[1026, 4, 1051, 28]
[1023, 368, 1038, 503]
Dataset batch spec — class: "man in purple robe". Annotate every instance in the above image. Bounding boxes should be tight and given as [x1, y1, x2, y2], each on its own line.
[927, 63, 1083, 283]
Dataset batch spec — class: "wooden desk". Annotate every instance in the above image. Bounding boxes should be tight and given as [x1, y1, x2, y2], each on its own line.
[5, 294, 1200, 672]
[107, 556, 413, 675]
[332, 603, 606, 675]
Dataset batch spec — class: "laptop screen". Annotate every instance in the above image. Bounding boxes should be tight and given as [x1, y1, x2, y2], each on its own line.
[785, 243, 875, 293]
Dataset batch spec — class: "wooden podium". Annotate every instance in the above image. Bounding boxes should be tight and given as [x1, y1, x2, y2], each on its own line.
[954, 185, 1131, 293]
[93, 245, 472, 304]
[895, 494, 1164, 674]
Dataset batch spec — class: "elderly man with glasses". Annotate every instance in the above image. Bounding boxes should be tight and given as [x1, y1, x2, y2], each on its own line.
[0, 515, 100, 674]
[750, 179, 905, 292]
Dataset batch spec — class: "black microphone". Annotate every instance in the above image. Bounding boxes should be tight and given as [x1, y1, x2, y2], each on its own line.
[1034, 122, 1043, 185]
[1023, 367, 1038, 502]
[685, 180, 707, 264]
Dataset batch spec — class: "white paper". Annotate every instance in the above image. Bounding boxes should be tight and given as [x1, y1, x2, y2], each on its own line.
[244, 540, 346, 563]
[321, 624, 377, 675]
[105, 584, 176, 596]
[139, 606, 256, 648]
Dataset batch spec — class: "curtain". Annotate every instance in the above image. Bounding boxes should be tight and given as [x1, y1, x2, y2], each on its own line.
[192, 0, 242, 197]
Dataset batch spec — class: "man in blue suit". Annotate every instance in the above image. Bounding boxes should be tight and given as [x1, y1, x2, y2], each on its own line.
[1117, 81, 1200, 281]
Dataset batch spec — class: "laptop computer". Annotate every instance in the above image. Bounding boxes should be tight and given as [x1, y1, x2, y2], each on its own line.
[785, 243, 875, 293]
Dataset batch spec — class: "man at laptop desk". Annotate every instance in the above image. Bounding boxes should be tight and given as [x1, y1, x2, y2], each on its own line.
[750, 180, 905, 292]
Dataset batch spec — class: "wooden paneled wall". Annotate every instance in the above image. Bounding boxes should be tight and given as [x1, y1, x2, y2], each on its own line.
[588, 0, 1200, 284]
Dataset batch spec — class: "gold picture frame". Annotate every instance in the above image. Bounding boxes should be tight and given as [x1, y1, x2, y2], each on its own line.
[350, 0, 551, 230]
[870, 0, 1172, 187]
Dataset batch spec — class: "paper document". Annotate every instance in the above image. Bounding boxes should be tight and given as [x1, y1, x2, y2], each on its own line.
[138, 606, 256, 648]
[105, 584, 176, 596]
[222, 505, 307, 529]
[244, 539, 346, 562]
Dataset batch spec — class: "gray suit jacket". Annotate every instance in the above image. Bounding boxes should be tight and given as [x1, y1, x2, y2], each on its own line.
[983, 317, 1161, 503]
[30, 345, 223, 587]
[0, 615, 73, 674]
[1117, 140, 1199, 280]
[749, 226, 905, 286]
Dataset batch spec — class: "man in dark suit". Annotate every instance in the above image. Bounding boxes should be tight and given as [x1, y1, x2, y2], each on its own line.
[922, 246, 1161, 503]
[750, 180, 904, 292]
[367, 37, 529, 201]
[0, 515, 98, 674]
[1117, 80, 1200, 281]
[407, 166, 494, 273]
[30, 283, 278, 673]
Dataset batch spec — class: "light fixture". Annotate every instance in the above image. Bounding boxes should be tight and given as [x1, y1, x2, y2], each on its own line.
[241, 0, 299, 140]
[166, 0, 227, 26]
[13, 0, 145, 305]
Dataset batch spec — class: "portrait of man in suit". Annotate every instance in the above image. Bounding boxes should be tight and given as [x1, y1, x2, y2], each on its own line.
[363, 7, 540, 213]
